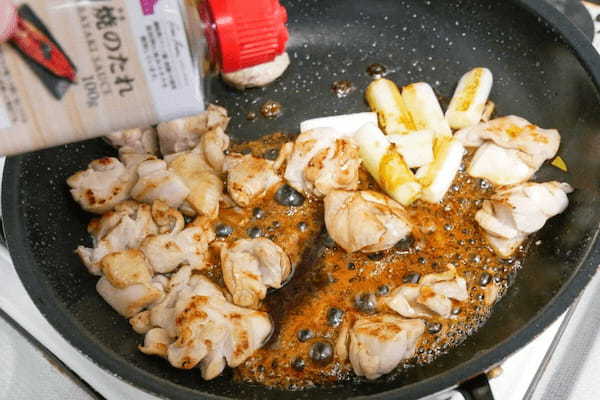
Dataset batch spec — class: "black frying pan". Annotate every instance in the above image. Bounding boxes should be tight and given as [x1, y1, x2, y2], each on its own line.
[3, 0, 600, 399]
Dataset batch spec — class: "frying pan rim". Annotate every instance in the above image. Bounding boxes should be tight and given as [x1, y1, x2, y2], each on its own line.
[3, 0, 600, 399]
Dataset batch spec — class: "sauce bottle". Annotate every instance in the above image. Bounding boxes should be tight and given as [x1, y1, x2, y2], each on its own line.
[0, 0, 289, 155]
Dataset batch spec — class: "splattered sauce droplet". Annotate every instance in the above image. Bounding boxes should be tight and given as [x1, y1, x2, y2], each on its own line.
[263, 148, 279, 160]
[291, 357, 305, 371]
[309, 342, 333, 364]
[246, 111, 257, 121]
[274, 184, 305, 206]
[215, 224, 233, 238]
[366, 63, 387, 77]
[260, 100, 283, 119]
[326, 307, 344, 327]
[297, 329, 314, 342]
[355, 293, 377, 314]
[331, 80, 355, 98]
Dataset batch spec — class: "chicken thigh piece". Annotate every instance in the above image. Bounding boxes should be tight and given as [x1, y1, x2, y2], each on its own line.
[131, 159, 190, 209]
[142, 271, 273, 380]
[220, 238, 292, 308]
[455, 116, 561, 185]
[96, 249, 163, 318]
[105, 127, 159, 155]
[384, 265, 468, 319]
[336, 314, 425, 380]
[75, 201, 158, 275]
[67, 157, 139, 214]
[140, 202, 215, 274]
[221, 52, 290, 90]
[223, 153, 281, 208]
[475, 181, 573, 257]
[284, 128, 361, 197]
[157, 104, 230, 155]
[167, 150, 223, 219]
[324, 190, 412, 253]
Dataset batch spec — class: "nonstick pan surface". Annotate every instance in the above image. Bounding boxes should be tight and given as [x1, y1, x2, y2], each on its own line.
[3, 0, 600, 399]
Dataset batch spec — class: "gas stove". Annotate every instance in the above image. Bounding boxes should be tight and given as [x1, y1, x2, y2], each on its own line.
[0, 1, 599, 399]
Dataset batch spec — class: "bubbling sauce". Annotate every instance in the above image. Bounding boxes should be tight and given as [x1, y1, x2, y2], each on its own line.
[214, 134, 527, 389]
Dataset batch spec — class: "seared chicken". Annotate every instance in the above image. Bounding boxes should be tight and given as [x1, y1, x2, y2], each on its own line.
[143, 269, 272, 380]
[467, 143, 536, 186]
[336, 314, 425, 380]
[384, 265, 468, 318]
[223, 153, 281, 207]
[141, 203, 215, 273]
[130, 310, 153, 334]
[96, 249, 163, 318]
[285, 128, 361, 197]
[221, 52, 290, 90]
[220, 238, 292, 308]
[157, 104, 230, 155]
[139, 328, 172, 357]
[75, 201, 158, 275]
[196, 127, 230, 173]
[67, 157, 139, 214]
[475, 181, 573, 257]
[324, 190, 412, 253]
[131, 159, 190, 209]
[455, 116, 561, 185]
[167, 149, 223, 219]
[105, 127, 159, 155]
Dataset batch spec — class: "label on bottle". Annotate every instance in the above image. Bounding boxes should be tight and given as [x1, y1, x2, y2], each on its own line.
[0, 0, 204, 155]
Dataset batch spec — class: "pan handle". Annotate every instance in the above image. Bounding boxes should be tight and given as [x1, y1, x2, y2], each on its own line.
[457, 373, 495, 400]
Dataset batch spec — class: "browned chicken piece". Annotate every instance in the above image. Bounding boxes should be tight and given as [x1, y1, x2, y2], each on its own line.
[336, 314, 425, 380]
[384, 265, 468, 319]
[284, 128, 361, 197]
[130, 310, 152, 334]
[220, 238, 292, 308]
[475, 181, 573, 257]
[167, 150, 223, 219]
[75, 201, 158, 275]
[96, 249, 163, 318]
[105, 127, 159, 155]
[455, 116, 561, 185]
[157, 104, 230, 155]
[324, 190, 412, 253]
[141, 205, 216, 273]
[197, 127, 230, 173]
[67, 157, 138, 214]
[142, 269, 273, 380]
[223, 153, 281, 208]
[221, 52, 290, 90]
[139, 328, 172, 357]
[131, 159, 190, 209]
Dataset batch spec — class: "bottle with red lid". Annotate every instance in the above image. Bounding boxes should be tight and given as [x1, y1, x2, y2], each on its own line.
[0, 0, 290, 155]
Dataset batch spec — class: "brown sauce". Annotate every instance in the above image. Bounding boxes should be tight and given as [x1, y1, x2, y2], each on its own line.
[260, 100, 283, 119]
[366, 63, 387, 78]
[331, 80, 356, 98]
[210, 134, 527, 389]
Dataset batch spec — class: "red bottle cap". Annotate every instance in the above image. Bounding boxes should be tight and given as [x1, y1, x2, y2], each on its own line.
[199, 0, 289, 73]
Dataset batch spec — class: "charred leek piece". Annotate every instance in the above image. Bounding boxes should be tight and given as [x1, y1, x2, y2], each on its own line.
[445, 68, 493, 129]
[355, 123, 421, 206]
[387, 130, 434, 169]
[417, 137, 465, 203]
[365, 79, 416, 134]
[402, 83, 452, 138]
